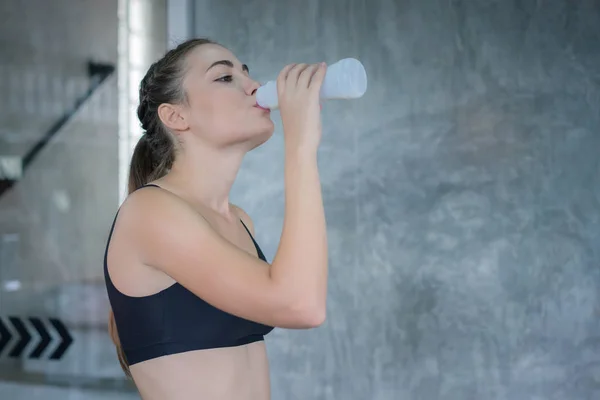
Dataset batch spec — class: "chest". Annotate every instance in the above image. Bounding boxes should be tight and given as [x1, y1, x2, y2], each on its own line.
[199, 213, 259, 259]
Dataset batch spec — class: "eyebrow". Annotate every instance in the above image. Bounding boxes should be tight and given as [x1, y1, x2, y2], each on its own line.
[206, 60, 249, 73]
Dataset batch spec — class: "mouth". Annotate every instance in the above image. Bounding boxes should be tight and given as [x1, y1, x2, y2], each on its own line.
[254, 103, 271, 112]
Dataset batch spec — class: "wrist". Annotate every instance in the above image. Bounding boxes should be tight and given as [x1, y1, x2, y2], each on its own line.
[284, 143, 318, 162]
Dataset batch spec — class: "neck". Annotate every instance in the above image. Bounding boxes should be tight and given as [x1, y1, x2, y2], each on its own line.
[167, 143, 246, 216]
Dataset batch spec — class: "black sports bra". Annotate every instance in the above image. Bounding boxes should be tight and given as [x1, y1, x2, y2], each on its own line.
[103, 184, 274, 365]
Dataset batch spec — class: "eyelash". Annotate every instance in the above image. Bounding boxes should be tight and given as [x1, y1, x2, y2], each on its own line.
[216, 75, 233, 83]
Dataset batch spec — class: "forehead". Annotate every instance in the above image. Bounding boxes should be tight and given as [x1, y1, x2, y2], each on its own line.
[185, 44, 242, 72]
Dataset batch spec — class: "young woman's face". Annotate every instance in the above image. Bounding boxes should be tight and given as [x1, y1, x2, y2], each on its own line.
[180, 44, 274, 149]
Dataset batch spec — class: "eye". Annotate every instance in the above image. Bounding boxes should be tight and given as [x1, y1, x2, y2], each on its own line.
[215, 75, 233, 83]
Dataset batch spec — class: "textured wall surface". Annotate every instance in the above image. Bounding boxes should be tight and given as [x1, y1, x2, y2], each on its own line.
[195, 1, 600, 399]
[1, 0, 599, 399]
[0, 0, 119, 296]
[0, 0, 130, 398]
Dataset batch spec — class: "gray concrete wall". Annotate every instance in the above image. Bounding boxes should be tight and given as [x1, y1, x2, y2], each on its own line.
[1, 0, 599, 399]
[195, 0, 600, 399]
[0, 0, 135, 398]
[0, 0, 168, 397]
[0, 0, 119, 288]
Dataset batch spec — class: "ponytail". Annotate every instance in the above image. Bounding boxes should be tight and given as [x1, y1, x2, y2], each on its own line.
[127, 134, 171, 192]
[108, 308, 131, 379]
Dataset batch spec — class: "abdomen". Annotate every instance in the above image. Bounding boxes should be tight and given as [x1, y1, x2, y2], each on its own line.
[130, 341, 270, 400]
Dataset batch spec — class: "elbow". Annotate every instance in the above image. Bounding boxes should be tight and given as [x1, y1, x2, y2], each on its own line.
[273, 276, 327, 328]
[291, 301, 326, 329]
[304, 306, 326, 328]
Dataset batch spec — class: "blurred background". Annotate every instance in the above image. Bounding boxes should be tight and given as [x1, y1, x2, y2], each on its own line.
[0, 0, 599, 399]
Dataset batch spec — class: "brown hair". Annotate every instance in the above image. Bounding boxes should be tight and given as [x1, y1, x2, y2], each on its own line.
[108, 38, 215, 378]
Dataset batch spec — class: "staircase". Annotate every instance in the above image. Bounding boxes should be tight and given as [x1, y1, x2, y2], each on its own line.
[0, 61, 115, 197]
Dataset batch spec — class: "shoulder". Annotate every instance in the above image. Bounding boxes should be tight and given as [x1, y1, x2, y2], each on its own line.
[118, 185, 209, 236]
[231, 204, 255, 235]
[122, 185, 184, 216]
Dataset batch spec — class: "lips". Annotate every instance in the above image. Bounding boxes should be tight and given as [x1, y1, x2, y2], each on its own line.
[254, 103, 270, 112]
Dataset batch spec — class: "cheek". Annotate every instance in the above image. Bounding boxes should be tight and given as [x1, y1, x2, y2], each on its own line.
[195, 90, 244, 122]
[190, 91, 249, 137]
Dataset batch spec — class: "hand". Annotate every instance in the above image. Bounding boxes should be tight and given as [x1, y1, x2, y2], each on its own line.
[276, 62, 327, 152]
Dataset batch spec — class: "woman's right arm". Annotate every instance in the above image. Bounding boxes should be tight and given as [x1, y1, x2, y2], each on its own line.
[122, 63, 329, 329]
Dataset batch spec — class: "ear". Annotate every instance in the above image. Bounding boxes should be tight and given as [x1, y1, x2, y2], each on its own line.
[157, 103, 189, 132]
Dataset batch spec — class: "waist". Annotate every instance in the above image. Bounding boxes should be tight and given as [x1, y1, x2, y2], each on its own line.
[131, 341, 270, 400]
[125, 334, 266, 365]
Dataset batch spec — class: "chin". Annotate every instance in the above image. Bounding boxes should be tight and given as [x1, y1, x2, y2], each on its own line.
[248, 125, 275, 150]
[210, 117, 275, 149]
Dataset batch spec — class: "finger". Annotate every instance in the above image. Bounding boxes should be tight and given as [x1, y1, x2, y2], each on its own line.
[287, 63, 310, 87]
[298, 63, 321, 88]
[308, 62, 327, 92]
[277, 63, 297, 95]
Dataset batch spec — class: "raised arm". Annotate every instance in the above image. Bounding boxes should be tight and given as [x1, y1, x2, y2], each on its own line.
[122, 62, 329, 329]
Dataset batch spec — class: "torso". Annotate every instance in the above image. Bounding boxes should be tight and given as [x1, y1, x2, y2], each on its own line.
[130, 341, 270, 400]
[106, 183, 272, 400]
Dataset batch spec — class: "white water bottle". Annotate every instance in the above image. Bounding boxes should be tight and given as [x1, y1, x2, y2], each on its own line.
[256, 58, 368, 110]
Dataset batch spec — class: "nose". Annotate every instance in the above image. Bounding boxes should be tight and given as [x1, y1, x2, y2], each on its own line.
[245, 77, 261, 96]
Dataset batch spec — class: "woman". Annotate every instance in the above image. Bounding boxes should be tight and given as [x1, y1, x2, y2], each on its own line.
[103, 37, 329, 400]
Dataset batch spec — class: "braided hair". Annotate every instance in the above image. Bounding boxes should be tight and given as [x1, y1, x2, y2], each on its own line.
[127, 37, 216, 193]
